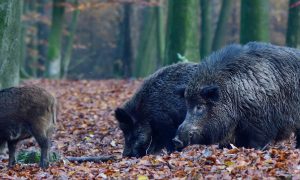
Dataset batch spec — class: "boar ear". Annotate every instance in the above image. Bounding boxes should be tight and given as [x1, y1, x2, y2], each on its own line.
[200, 85, 219, 102]
[115, 108, 133, 126]
[174, 86, 186, 98]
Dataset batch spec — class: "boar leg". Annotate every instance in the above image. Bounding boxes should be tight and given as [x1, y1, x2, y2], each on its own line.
[295, 129, 300, 148]
[36, 135, 50, 168]
[7, 140, 18, 167]
[31, 125, 50, 168]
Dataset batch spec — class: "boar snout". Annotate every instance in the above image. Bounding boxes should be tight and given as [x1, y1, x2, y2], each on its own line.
[172, 136, 184, 150]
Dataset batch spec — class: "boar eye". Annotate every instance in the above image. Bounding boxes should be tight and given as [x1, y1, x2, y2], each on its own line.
[194, 105, 205, 114]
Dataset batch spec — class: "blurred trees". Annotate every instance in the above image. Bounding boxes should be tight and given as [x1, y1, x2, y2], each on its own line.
[0, 0, 298, 80]
[286, 0, 300, 48]
[240, 0, 270, 44]
[0, 0, 21, 88]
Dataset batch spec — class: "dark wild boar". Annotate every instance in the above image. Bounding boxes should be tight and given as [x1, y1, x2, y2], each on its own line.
[115, 62, 198, 157]
[173, 42, 300, 150]
[0, 86, 57, 168]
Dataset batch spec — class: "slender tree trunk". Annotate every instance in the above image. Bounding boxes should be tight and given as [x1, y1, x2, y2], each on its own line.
[212, 0, 233, 51]
[61, 0, 79, 78]
[121, 3, 132, 77]
[286, 0, 300, 48]
[27, 1, 38, 77]
[200, 0, 212, 59]
[155, 0, 165, 68]
[37, 0, 49, 77]
[240, 0, 270, 44]
[45, 0, 65, 78]
[185, 0, 199, 62]
[0, 0, 21, 89]
[164, 0, 198, 65]
[134, 7, 157, 77]
[20, 0, 30, 79]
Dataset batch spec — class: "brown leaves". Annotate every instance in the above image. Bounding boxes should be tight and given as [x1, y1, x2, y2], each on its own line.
[1, 79, 300, 179]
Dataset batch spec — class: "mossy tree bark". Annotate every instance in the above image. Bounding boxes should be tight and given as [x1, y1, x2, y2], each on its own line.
[164, 0, 198, 65]
[0, 0, 21, 89]
[240, 0, 270, 44]
[286, 0, 300, 48]
[45, 0, 65, 78]
[212, 0, 233, 51]
[200, 0, 212, 59]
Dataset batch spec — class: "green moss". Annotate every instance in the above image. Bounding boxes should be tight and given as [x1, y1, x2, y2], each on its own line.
[17, 150, 60, 164]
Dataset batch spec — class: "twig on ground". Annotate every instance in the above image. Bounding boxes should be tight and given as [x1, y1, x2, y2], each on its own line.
[66, 155, 116, 163]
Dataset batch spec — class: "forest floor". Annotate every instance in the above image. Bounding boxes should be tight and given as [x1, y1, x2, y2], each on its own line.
[1, 79, 300, 179]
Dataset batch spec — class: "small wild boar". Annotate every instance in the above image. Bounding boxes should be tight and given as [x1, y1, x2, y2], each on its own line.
[0, 86, 57, 168]
[173, 42, 300, 150]
[115, 62, 198, 157]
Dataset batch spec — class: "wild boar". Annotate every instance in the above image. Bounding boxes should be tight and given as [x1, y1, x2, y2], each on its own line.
[0, 86, 57, 168]
[115, 62, 198, 157]
[173, 42, 300, 150]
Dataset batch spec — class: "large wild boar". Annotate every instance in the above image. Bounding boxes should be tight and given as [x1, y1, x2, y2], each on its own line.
[0, 86, 57, 168]
[115, 62, 198, 157]
[173, 42, 300, 150]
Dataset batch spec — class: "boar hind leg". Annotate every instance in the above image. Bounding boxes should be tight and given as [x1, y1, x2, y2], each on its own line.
[30, 124, 50, 168]
[7, 140, 18, 167]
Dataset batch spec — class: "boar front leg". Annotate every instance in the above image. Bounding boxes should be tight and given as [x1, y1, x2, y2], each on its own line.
[7, 140, 18, 167]
[295, 128, 300, 148]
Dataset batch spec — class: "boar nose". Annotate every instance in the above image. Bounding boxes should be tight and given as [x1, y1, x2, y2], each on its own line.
[172, 137, 184, 149]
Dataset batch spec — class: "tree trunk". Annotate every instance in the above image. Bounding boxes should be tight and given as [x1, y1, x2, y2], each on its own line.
[37, 0, 49, 77]
[200, 0, 212, 59]
[185, 0, 199, 62]
[164, 0, 198, 65]
[0, 0, 21, 89]
[20, 0, 30, 79]
[61, 0, 79, 78]
[26, 1, 38, 77]
[286, 0, 300, 48]
[45, 0, 65, 78]
[121, 3, 132, 77]
[155, 1, 165, 68]
[134, 7, 157, 77]
[240, 0, 270, 44]
[212, 0, 233, 51]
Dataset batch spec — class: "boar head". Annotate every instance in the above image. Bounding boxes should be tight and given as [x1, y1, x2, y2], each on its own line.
[115, 108, 153, 157]
[173, 84, 231, 149]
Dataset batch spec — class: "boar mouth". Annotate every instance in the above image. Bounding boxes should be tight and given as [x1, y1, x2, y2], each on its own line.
[189, 131, 205, 145]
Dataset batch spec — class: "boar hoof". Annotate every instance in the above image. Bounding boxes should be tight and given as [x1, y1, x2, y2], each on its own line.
[39, 161, 49, 169]
[8, 161, 16, 168]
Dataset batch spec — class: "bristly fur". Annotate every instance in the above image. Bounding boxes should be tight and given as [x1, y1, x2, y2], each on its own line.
[0, 86, 57, 168]
[176, 42, 300, 149]
[115, 62, 198, 157]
